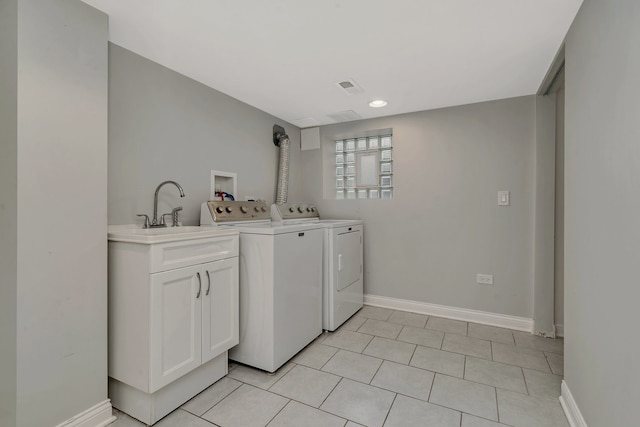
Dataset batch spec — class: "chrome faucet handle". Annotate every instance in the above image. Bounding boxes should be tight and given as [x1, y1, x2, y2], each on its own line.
[160, 213, 173, 226]
[136, 214, 151, 229]
[171, 206, 183, 227]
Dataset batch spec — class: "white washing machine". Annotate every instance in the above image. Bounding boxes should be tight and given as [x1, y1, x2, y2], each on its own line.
[201, 201, 322, 372]
[271, 203, 364, 331]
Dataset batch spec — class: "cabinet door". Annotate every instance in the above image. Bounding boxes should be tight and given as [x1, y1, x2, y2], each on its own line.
[150, 265, 202, 392]
[335, 230, 362, 291]
[201, 258, 239, 363]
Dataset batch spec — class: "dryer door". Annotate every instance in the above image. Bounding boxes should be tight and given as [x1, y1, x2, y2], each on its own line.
[336, 230, 361, 291]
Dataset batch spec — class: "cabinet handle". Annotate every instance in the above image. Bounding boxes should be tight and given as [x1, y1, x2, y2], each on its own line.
[205, 270, 211, 296]
[196, 272, 202, 299]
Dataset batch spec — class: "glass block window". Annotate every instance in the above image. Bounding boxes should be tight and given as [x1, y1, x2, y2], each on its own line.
[335, 134, 393, 199]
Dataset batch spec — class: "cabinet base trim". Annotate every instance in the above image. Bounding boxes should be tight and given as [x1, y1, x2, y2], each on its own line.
[110, 352, 228, 425]
[54, 400, 115, 427]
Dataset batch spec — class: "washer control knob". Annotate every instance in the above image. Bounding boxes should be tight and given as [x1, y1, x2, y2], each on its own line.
[261, 206, 267, 212]
[216, 206, 224, 214]
[298, 207, 304, 213]
[289, 207, 295, 213]
[225, 207, 233, 213]
[306, 207, 311, 212]
[311, 207, 316, 212]
[240, 206, 248, 214]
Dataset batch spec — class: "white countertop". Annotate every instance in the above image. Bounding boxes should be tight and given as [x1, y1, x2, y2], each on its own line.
[108, 224, 239, 244]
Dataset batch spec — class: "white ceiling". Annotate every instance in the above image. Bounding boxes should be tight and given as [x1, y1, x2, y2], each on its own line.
[82, 0, 582, 128]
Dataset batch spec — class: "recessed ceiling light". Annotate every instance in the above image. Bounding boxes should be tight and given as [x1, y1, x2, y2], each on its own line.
[369, 99, 388, 108]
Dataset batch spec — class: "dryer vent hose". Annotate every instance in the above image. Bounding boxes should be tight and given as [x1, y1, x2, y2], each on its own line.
[273, 125, 290, 204]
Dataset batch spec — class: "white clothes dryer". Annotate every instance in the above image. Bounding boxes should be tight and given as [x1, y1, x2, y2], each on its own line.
[272, 203, 364, 331]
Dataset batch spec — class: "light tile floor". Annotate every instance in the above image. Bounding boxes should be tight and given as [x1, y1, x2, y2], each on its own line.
[111, 305, 567, 427]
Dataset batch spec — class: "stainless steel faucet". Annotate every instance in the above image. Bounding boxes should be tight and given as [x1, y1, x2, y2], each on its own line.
[151, 180, 185, 227]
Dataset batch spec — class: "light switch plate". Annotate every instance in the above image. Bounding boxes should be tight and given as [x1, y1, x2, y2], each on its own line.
[498, 191, 510, 206]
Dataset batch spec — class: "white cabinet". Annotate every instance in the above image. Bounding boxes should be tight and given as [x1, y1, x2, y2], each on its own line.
[150, 265, 202, 391]
[149, 259, 238, 391]
[202, 258, 238, 361]
[108, 229, 239, 425]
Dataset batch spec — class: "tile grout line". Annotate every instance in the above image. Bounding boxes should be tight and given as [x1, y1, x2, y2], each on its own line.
[176, 408, 216, 426]
[262, 397, 291, 427]
[490, 342, 555, 374]
[319, 376, 344, 408]
[322, 357, 491, 420]
[266, 364, 292, 392]
[301, 379, 355, 424]
[368, 356, 385, 386]
[427, 373, 503, 423]
[316, 347, 338, 371]
[182, 379, 242, 419]
[463, 355, 467, 379]
[426, 370, 436, 402]
[322, 378, 391, 426]
[543, 352, 554, 373]
[380, 392, 398, 426]
[407, 341, 418, 367]
[242, 371, 352, 425]
[494, 386, 500, 424]
[462, 411, 517, 427]
[197, 380, 250, 422]
[521, 366, 530, 396]
[432, 368, 548, 400]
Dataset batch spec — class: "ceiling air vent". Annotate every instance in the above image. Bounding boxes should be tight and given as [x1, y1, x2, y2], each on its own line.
[335, 79, 364, 95]
[291, 117, 319, 128]
[327, 110, 362, 122]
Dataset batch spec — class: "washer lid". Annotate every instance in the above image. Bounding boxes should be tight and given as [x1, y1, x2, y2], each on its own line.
[318, 219, 364, 228]
[231, 221, 322, 235]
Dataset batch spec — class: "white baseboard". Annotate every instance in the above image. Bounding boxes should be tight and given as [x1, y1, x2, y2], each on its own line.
[364, 294, 533, 332]
[55, 400, 115, 427]
[560, 380, 588, 427]
[556, 324, 564, 337]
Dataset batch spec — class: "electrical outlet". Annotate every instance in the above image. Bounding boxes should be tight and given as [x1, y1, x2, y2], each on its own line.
[498, 191, 510, 206]
[476, 274, 493, 285]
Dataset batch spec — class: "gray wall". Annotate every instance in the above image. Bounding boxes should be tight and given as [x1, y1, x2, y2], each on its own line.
[108, 44, 303, 226]
[0, 0, 18, 425]
[301, 96, 539, 318]
[554, 87, 565, 332]
[564, 0, 640, 424]
[7, 1, 109, 426]
[532, 95, 556, 335]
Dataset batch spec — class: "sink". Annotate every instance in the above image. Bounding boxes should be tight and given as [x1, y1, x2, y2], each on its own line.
[108, 225, 238, 244]
[318, 220, 358, 225]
